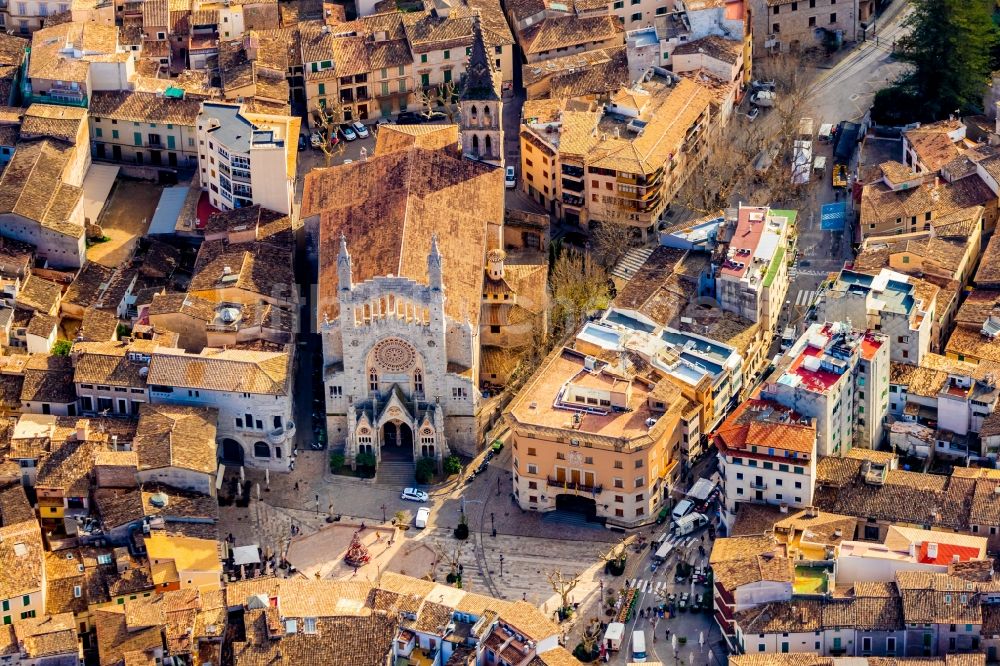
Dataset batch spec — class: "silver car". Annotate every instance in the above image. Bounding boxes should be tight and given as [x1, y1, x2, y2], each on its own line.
[401, 487, 429, 502]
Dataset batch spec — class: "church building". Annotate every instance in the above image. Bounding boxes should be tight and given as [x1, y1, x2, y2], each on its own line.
[301, 20, 546, 472]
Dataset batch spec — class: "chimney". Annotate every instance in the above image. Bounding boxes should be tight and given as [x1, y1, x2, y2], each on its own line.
[927, 542, 939, 560]
[75, 419, 89, 442]
[934, 176, 939, 190]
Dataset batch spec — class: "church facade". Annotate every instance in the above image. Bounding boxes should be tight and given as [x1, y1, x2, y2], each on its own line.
[324, 235, 476, 469]
[301, 21, 546, 470]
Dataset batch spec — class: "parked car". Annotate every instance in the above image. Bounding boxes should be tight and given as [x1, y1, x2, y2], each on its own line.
[505, 165, 516, 189]
[751, 79, 776, 91]
[746, 106, 761, 122]
[352, 121, 370, 139]
[310, 133, 323, 148]
[415, 507, 430, 528]
[340, 124, 358, 141]
[678, 593, 689, 612]
[298, 134, 307, 151]
[396, 111, 425, 124]
[401, 488, 429, 502]
[750, 90, 776, 107]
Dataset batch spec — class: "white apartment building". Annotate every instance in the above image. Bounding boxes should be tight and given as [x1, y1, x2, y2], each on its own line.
[820, 268, 933, 366]
[147, 347, 295, 472]
[197, 102, 299, 216]
[716, 205, 794, 336]
[73, 339, 295, 471]
[714, 397, 817, 529]
[762, 321, 890, 456]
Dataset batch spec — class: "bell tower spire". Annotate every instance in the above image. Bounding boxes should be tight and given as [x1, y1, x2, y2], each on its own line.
[459, 14, 503, 167]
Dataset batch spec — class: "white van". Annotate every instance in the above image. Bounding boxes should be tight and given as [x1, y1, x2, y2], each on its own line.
[652, 541, 674, 564]
[631, 630, 647, 662]
[674, 512, 709, 536]
[414, 507, 430, 529]
[604, 622, 625, 652]
[672, 499, 694, 522]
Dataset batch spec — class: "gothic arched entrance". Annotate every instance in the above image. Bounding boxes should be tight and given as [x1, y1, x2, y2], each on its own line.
[381, 421, 414, 461]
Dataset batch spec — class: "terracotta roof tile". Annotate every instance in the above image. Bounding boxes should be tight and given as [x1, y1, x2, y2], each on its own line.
[89, 91, 202, 126]
[0, 140, 83, 237]
[147, 347, 290, 395]
[0, 521, 43, 600]
[134, 403, 218, 475]
[304, 125, 500, 328]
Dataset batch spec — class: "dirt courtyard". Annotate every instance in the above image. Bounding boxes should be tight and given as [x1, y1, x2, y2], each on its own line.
[87, 179, 163, 266]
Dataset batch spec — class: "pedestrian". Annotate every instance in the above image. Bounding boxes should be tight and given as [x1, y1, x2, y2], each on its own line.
[665, 628, 671, 639]
[294, 481, 299, 491]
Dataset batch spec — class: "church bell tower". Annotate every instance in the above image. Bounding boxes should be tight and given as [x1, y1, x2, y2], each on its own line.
[459, 15, 503, 167]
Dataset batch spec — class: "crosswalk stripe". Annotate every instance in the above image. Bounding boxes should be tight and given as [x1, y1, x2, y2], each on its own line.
[795, 290, 817, 307]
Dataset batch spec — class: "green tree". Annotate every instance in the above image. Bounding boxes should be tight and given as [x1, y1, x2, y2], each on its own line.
[443, 455, 462, 476]
[51, 339, 72, 356]
[415, 457, 436, 484]
[895, 0, 998, 120]
[356, 451, 377, 473]
[329, 452, 345, 472]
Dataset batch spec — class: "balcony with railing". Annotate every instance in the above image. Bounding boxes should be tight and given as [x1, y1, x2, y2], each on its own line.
[547, 477, 602, 494]
[562, 192, 584, 207]
[561, 178, 584, 193]
[25, 84, 87, 107]
[561, 164, 584, 178]
[749, 480, 767, 490]
[267, 421, 296, 445]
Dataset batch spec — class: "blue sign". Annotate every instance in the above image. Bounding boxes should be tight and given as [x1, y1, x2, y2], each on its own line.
[821, 201, 847, 231]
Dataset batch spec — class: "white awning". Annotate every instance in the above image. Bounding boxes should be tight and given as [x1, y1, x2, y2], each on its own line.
[233, 545, 261, 566]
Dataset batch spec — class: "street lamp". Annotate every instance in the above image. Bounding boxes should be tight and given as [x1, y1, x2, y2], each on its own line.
[499, 554, 504, 577]
[490, 512, 495, 532]
[381, 503, 386, 523]
[496, 475, 501, 496]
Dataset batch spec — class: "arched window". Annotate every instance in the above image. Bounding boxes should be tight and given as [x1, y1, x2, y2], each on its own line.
[471, 134, 479, 155]
[470, 105, 478, 120]
[485, 135, 493, 157]
[414, 369, 423, 395]
[483, 106, 492, 124]
[369, 368, 379, 392]
[253, 441, 270, 458]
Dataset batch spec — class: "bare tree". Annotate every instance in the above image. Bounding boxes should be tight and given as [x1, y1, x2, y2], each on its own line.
[599, 537, 629, 571]
[547, 570, 580, 615]
[580, 617, 602, 656]
[311, 104, 348, 167]
[418, 81, 460, 122]
[549, 249, 609, 334]
[436, 543, 464, 580]
[590, 219, 641, 269]
[675, 52, 822, 212]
